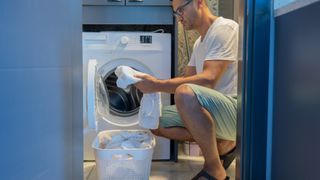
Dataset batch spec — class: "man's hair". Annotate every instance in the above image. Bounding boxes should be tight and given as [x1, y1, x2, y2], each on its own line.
[172, 0, 208, 7]
[190, 0, 208, 6]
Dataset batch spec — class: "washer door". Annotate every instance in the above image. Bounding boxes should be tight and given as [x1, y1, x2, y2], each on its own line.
[104, 71, 142, 117]
[87, 59, 103, 129]
[94, 58, 153, 127]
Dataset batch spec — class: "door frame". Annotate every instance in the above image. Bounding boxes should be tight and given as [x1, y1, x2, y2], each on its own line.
[236, 0, 272, 179]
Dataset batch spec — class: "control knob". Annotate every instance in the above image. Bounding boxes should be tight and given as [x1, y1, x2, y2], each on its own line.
[120, 36, 129, 45]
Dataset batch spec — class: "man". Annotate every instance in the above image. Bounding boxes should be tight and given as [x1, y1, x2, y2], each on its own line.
[134, 0, 238, 179]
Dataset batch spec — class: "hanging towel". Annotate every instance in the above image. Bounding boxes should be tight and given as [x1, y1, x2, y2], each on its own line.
[115, 66, 161, 129]
[138, 92, 161, 129]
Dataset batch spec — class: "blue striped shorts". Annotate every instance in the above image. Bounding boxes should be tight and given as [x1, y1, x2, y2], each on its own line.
[159, 84, 237, 141]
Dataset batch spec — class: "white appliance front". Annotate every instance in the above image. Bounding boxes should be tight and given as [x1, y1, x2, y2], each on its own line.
[83, 32, 172, 160]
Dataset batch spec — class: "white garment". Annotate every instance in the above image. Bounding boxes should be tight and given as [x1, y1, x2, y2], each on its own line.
[115, 66, 161, 129]
[188, 17, 239, 96]
[114, 66, 146, 89]
[98, 131, 152, 149]
[138, 93, 161, 129]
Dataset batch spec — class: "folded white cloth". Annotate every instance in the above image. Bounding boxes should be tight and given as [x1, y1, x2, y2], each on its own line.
[115, 65, 161, 129]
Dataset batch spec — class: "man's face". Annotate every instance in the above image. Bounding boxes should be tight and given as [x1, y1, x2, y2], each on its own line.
[172, 0, 195, 30]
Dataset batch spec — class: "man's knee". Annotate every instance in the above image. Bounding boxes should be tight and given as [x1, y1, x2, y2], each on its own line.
[150, 128, 163, 137]
[174, 84, 196, 105]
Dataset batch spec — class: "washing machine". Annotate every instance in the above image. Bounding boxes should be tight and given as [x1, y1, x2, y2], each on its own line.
[83, 31, 172, 160]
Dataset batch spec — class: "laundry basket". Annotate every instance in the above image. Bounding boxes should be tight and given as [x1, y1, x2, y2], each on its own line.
[92, 130, 156, 180]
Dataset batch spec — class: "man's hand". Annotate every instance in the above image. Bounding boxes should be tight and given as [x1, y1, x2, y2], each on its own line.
[134, 74, 160, 93]
[134, 74, 159, 93]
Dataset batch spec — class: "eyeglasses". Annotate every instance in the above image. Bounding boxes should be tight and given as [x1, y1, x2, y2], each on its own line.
[173, 0, 193, 18]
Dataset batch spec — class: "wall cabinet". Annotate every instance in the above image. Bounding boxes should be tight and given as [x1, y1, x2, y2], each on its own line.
[83, 0, 125, 6]
[126, 0, 171, 6]
[83, 0, 171, 6]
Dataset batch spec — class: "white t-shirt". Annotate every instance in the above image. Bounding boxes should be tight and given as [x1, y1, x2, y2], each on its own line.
[188, 17, 239, 96]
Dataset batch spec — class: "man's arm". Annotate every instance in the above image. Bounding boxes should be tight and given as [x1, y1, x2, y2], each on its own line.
[134, 60, 231, 94]
[184, 66, 197, 77]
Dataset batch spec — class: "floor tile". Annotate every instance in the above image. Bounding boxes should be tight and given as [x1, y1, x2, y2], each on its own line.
[84, 157, 235, 180]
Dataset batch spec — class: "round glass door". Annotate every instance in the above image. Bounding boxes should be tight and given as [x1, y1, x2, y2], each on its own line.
[103, 69, 143, 117]
[93, 58, 153, 127]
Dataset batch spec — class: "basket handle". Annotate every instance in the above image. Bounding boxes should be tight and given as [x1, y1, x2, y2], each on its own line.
[112, 153, 134, 160]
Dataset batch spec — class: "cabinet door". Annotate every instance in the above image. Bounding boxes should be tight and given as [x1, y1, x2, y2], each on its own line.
[83, 0, 125, 5]
[126, 0, 171, 6]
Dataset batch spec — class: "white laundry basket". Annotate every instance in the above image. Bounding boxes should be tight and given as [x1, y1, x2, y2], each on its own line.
[92, 130, 156, 180]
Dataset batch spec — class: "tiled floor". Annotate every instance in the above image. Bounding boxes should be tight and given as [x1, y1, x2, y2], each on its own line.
[84, 154, 235, 180]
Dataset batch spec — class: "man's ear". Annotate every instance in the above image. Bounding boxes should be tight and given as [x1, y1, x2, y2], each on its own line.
[197, 0, 205, 8]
